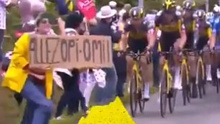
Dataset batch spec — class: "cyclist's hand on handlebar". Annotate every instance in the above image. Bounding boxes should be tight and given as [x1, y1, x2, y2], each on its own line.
[146, 45, 153, 51]
[117, 50, 125, 57]
[208, 41, 215, 52]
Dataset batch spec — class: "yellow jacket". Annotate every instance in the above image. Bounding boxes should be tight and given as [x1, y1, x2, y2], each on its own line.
[2, 33, 53, 99]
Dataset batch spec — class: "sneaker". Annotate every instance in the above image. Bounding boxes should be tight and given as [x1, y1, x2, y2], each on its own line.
[54, 116, 63, 120]
[174, 83, 182, 90]
[143, 83, 150, 101]
[142, 94, 150, 101]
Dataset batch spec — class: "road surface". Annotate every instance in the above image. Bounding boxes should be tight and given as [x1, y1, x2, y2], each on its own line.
[133, 84, 220, 124]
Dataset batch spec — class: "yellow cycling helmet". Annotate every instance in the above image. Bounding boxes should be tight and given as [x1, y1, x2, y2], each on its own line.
[182, 0, 196, 9]
[163, 0, 176, 10]
[129, 7, 144, 19]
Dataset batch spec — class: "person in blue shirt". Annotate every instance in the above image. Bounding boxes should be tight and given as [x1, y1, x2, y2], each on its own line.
[210, 5, 220, 43]
[209, 4, 220, 87]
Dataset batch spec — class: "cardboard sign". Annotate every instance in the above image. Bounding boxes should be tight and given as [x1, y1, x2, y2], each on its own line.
[29, 34, 113, 69]
[77, 0, 96, 20]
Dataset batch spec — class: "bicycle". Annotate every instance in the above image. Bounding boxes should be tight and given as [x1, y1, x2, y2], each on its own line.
[159, 51, 177, 118]
[127, 50, 152, 117]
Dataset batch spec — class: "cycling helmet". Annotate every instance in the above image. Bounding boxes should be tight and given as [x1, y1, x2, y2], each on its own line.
[213, 4, 220, 13]
[195, 10, 206, 19]
[206, 12, 214, 19]
[163, 0, 176, 10]
[129, 7, 144, 19]
[182, 0, 195, 9]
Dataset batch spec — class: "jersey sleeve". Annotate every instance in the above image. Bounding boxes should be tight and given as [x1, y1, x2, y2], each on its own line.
[155, 10, 163, 27]
[212, 17, 220, 34]
[142, 21, 155, 34]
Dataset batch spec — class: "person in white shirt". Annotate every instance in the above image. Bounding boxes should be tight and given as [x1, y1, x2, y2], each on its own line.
[0, 0, 13, 68]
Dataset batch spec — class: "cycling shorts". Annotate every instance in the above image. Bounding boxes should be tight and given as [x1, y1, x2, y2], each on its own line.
[184, 32, 194, 49]
[197, 37, 209, 50]
[127, 38, 148, 53]
[160, 32, 180, 52]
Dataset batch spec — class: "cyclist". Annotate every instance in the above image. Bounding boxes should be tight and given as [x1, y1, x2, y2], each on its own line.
[181, 0, 198, 97]
[155, 0, 187, 90]
[194, 10, 213, 87]
[210, 4, 220, 85]
[182, 0, 196, 49]
[121, 7, 156, 101]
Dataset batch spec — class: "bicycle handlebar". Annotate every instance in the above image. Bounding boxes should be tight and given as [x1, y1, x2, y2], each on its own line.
[126, 49, 152, 59]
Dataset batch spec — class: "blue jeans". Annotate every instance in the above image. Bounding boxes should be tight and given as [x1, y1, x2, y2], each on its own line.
[20, 77, 53, 124]
[95, 66, 118, 104]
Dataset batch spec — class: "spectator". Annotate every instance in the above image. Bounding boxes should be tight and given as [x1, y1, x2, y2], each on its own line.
[90, 5, 121, 104]
[0, 0, 11, 68]
[2, 12, 56, 124]
[109, 1, 117, 9]
[113, 12, 129, 97]
[54, 11, 87, 119]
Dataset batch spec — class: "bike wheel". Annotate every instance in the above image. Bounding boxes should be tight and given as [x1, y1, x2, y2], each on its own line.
[140, 83, 146, 113]
[181, 64, 190, 106]
[197, 60, 205, 99]
[130, 71, 138, 117]
[168, 88, 177, 114]
[160, 70, 168, 118]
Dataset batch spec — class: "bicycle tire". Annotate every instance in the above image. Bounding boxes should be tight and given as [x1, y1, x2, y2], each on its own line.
[181, 64, 190, 106]
[168, 88, 177, 114]
[197, 60, 205, 99]
[130, 71, 138, 117]
[217, 78, 219, 93]
[160, 70, 168, 118]
[140, 83, 146, 113]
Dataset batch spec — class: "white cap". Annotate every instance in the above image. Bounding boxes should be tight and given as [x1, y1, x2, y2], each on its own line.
[109, 1, 117, 8]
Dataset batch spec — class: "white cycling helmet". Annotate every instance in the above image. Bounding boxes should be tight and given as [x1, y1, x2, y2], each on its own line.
[213, 4, 220, 13]
[206, 12, 214, 19]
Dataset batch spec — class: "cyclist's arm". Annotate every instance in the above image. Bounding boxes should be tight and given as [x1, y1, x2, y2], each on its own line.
[145, 21, 156, 49]
[154, 14, 161, 39]
[178, 19, 187, 49]
[209, 21, 217, 49]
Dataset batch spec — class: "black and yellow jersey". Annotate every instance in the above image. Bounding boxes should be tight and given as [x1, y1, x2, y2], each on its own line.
[182, 9, 197, 32]
[124, 19, 154, 40]
[196, 20, 212, 38]
[155, 9, 185, 33]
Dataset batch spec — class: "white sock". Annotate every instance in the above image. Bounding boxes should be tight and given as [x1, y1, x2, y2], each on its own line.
[144, 83, 150, 98]
[217, 69, 220, 79]
[174, 66, 182, 89]
[206, 65, 212, 81]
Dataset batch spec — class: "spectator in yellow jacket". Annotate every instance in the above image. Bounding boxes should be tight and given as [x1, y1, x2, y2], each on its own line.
[2, 13, 56, 124]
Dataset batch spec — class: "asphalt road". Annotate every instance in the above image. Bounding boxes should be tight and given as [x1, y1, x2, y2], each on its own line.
[133, 84, 220, 124]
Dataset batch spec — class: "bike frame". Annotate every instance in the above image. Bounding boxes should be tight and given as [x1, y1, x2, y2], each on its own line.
[133, 59, 142, 93]
[162, 60, 173, 94]
[181, 57, 190, 84]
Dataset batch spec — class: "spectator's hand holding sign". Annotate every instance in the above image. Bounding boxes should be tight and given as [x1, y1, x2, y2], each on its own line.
[29, 34, 113, 69]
